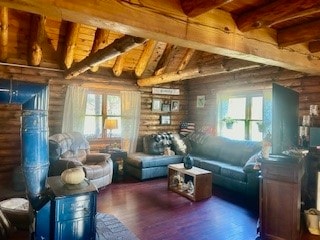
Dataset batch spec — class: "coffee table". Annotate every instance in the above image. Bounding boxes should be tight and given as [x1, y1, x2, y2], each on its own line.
[168, 163, 212, 201]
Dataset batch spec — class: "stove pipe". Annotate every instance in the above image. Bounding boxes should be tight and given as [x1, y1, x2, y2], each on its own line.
[0, 79, 49, 209]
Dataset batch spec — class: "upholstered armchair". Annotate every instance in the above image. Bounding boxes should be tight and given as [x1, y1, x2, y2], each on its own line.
[48, 132, 113, 189]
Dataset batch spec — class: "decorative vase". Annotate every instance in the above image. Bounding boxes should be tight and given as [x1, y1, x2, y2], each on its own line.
[183, 154, 194, 169]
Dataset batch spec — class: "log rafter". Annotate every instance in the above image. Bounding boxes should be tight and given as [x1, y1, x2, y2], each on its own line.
[180, 0, 233, 17]
[112, 55, 124, 77]
[0, 7, 8, 62]
[178, 48, 195, 71]
[278, 19, 320, 47]
[137, 59, 262, 86]
[236, 0, 320, 32]
[90, 28, 110, 72]
[135, 39, 157, 77]
[154, 43, 177, 76]
[64, 35, 146, 79]
[28, 14, 46, 66]
[63, 22, 80, 69]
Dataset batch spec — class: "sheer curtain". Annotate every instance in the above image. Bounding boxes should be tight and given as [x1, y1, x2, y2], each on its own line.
[120, 91, 141, 153]
[62, 85, 87, 133]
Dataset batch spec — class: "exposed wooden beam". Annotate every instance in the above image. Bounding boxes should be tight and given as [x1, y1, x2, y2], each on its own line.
[112, 55, 124, 77]
[137, 59, 262, 86]
[178, 48, 195, 71]
[0, 7, 8, 62]
[236, 0, 320, 32]
[90, 28, 110, 72]
[154, 43, 177, 76]
[2, 0, 320, 75]
[135, 39, 157, 77]
[65, 35, 146, 79]
[278, 19, 320, 47]
[180, 0, 232, 17]
[28, 14, 46, 66]
[63, 22, 80, 69]
[309, 41, 320, 53]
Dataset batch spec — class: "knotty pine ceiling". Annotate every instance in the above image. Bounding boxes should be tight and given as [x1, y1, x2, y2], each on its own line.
[1, 0, 320, 86]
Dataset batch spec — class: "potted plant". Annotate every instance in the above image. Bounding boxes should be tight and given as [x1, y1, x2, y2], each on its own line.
[222, 116, 236, 129]
[256, 121, 265, 133]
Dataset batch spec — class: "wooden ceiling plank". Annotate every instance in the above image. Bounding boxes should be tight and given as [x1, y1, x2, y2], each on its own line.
[154, 43, 176, 76]
[28, 14, 46, 66]
[0, 7, 8, 62]
[135, 39, 157, 77]
[112, 55, 124, 77]
[137, 58, 261, 86]
[90, 28, 110, 72]
[309, 41, 320, 53]
[236, 0, 320, 32]
[180, 0, 233, 18]
[178, 48, 195, 71]
[278, 19, 320, 47]
[2, 0, 320, 75]
[64, 35, 146, 79]
[63, 22, 80, 69]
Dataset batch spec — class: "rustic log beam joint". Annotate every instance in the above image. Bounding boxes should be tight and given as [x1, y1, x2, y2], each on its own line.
[180, 0, 233, 17]
[65, 35, 146, 79]
[28, 14, 46, 66]
[112, 55, 124, 77]
[138, 59, 262, 86]
[90, 28, 110, 72]
[0, 7, 8, 62]
[236, 0, 320, 32]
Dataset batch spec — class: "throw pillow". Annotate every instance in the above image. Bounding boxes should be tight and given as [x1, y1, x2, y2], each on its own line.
[243, 151, 262, 173]
[171, 133, 187, 155]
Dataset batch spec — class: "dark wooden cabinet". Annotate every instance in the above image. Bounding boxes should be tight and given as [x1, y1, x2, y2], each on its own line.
[260, 155, 305, 240]
[35, 176, 97, 240]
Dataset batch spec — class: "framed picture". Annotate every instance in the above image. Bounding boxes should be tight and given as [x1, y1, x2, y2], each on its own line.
[161, 103, 171, 112]
[160, 115, 171, 125]
[152, 99, 162, 111]
[196, 95, 205, 108]
[171, 100, 179, 112]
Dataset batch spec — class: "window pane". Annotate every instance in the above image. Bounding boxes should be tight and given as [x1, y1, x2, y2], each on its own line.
[228, 98, 246, 119]
[221, 121, 245, 140]
[84, 116, 102, 138]
[107, 95, 121, 116]
[86, 94, 102, 115]
[250, 120, 263, 141]
[251, 97, 263, 120]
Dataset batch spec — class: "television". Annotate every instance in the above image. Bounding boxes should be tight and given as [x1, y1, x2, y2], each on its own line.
[272, 83, 299, 154]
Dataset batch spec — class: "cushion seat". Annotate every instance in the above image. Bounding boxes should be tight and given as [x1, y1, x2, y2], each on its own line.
[126, 152, 182, 168]
[220, 165, 246, 182]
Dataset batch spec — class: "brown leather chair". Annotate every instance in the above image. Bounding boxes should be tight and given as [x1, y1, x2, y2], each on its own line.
[48, 132, 113, 189]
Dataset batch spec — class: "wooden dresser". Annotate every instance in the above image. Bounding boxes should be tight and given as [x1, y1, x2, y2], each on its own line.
[260, 155, 305, 240]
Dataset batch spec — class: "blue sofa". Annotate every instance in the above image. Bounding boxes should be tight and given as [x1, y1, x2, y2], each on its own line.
[124, 132, 262, 197]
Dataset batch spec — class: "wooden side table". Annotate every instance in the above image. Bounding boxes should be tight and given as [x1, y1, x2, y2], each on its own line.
[168, 163, 212, 201]
[99, 149, 127, 181]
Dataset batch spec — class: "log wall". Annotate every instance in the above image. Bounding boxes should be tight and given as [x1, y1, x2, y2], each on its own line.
[187, 66, 320, 133]
[0, 65, 187, 186]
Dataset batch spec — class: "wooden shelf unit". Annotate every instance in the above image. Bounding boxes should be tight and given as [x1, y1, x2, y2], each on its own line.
[168, 163, 212, 201]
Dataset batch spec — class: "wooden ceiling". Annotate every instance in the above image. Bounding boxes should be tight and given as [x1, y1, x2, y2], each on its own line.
[1, 0, 320, 86]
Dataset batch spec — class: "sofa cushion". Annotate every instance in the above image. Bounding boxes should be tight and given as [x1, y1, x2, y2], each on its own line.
[198, 160, 222, 174]
[126, 152, 182, 168]
[220, 165, 247, 182]
[171, 133, 187, 155]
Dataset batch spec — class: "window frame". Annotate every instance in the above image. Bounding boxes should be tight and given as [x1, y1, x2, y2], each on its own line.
[84, 89, 121, 139]
[218, 90, 264, 141]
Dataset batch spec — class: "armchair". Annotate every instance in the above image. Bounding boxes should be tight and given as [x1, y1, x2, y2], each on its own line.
[48, 132, 113, 189]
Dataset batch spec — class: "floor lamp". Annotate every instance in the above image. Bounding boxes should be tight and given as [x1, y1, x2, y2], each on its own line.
[104, 119, 118, 149]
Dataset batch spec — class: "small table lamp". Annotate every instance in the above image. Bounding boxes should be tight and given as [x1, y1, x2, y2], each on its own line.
[104, 119, 118, 138]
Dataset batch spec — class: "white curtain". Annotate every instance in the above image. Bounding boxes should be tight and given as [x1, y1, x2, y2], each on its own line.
[120, 91, 141, 153]
[62, 85, 87, 133]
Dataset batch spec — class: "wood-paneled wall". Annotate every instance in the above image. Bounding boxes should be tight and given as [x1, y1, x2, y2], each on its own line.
[0, 65, 187, 186]
[187, 65, 320, 132]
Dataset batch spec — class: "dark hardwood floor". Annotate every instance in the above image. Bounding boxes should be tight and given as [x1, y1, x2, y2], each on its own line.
[97, 177, 260, 240]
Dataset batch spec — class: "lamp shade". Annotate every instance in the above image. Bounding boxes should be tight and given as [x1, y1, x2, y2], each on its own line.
[104, 119, 118, 130]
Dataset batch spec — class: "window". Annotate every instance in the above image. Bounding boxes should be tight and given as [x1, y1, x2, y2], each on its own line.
[219, 92, 263, 141]
[84, 92, 121, 139]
